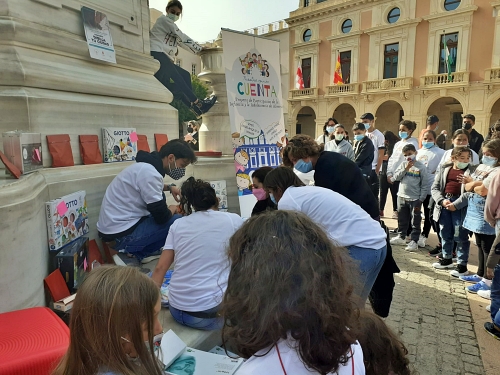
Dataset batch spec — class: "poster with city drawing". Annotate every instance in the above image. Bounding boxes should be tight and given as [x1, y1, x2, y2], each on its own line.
[221, 29, 285, 218]
[209, 180, 228, 212]
[81, 6, 116, 63]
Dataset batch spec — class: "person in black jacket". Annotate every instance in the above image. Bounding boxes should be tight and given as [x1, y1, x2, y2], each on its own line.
[352, 122, 375, 179]
[184, 121, 199, 151]
[250, 166, 277, 216]
[462, 114, 484, 154]
[282, 134, 380, 220]
[97, 139, 197, 263]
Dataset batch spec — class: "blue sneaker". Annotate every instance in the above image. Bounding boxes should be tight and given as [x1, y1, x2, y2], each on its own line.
[459, 274, 482, 283]
[466, 280, 491, 294]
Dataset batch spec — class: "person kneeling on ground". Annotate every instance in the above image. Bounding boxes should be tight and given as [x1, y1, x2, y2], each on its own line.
[97, 139, 196, 264]
[150, 0, 216, 118]
[53, 266, 166, 375]
[221, 210, 365, 375]
[264, 166, 387, 307]
[389, 144, 430, 252]
[152, 177, 243, 330]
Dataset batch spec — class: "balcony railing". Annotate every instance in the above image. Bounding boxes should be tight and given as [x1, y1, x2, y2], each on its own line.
[326, 83, 359, 96]
[290, 87, 318, 99]
[420, 72, 470, 87]
[362, 77, 413, 92]
[485, 68, 500, 82]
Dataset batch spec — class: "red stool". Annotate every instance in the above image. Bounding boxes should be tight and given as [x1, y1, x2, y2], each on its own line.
[0, 307, 70, 375]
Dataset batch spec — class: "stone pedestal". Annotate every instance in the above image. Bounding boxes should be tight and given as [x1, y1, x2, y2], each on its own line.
[198, 36, 233, 155]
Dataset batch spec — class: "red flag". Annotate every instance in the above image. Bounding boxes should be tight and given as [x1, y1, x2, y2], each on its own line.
[333, 54, 343, 85]
[296, 65, 304, 89]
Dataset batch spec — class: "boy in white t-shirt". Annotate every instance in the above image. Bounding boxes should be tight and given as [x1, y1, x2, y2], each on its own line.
[361, 113, 386, 205]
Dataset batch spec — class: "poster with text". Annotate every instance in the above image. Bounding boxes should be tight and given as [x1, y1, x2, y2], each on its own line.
[221, 30, 285, 218]
[81, 6, 116, 63]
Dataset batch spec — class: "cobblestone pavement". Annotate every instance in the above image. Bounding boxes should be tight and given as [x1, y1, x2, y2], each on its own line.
[386, 244, 485, 375]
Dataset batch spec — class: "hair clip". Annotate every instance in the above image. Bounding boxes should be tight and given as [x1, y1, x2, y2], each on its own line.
[121, 336, 131, 343]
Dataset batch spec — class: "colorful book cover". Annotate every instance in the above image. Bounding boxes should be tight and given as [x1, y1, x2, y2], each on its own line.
[102, 127, 137, 162]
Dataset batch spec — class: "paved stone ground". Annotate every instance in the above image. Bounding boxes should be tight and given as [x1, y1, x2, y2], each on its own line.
[386, 244, 486, 375]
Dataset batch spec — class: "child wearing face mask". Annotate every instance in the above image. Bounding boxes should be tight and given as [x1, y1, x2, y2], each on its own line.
[52, 266, 166, 375]
[439, 129, 480, 166]
[250, 166, 277, 216]
[415, 130, 445, 247]
[150, 0, 216, 118]
[316, 118, 338, 145]
[324, 124, 355, 161]
[386, 120, 419, 187]
[459, 140, 500, 289]
[389, 144, 430, 251]
[431, 147, 473, 272]
[352, 122, 375, 179]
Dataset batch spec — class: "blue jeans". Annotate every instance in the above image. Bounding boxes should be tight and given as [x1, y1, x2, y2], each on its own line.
[347, 244, 387, 307]
[114, 214, 182, 261]
[438, 204, 470, 266]
[169, 305, 223, 331]
[491, 265, 500, 326]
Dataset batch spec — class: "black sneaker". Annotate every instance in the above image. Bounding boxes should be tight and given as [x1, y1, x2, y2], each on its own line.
[484, 322, 500, 340]
[190, 103, 203, 118]
[198, 96, 217, 114]
[450, 264, 469, 277]
[432, 257, 454, 269]
[429, 246, 441, 256]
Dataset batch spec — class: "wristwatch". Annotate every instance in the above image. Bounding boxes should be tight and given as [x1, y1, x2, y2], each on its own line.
[166, 183, 176, 192]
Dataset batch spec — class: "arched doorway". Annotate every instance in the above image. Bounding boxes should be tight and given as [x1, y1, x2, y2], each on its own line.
[296, 106, 316, 138]
[333, 104, 356, 128]
[490, 97, 500, 128]
[427, 97, 463, 147]
[375, 100, 404, 133]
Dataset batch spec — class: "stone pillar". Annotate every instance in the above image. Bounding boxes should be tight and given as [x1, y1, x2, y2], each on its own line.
[197, 34, 233, 155]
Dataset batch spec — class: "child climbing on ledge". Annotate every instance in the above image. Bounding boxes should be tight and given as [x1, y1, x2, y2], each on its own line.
[149, 0, 216, 118]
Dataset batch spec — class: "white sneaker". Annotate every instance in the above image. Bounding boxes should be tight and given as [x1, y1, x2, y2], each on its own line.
[390, 237, 406, 246]
[486, 304, 491, 312]
[417, 235, 427, 248]
[477, 289, 491, 300]
[405, 240, 418, 251]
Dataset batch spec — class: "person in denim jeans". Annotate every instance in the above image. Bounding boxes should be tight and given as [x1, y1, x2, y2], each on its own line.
[431, 147, 473, 273]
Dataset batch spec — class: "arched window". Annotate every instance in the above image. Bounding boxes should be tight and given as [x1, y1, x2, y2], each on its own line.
[444, 0, 461, 11]
[387, 8, 400, 24]
[341, 19, 352, 34]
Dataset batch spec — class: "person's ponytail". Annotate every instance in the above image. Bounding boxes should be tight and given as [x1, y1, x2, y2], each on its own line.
[180, 177, 218, 215]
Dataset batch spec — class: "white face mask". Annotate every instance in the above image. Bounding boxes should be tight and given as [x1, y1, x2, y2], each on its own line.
[167, 13, 180, 22]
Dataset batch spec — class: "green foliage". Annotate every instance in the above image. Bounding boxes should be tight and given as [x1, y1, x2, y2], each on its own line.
[170, 75, 210, 136]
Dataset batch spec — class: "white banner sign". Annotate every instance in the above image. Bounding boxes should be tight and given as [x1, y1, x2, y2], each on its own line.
[81, 6, 116, 64]
[221, 29, 285, 218]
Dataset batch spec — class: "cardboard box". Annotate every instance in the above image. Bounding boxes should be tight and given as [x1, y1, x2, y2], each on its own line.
[46, 191, 89, 251]
[2, 131, 43, 174]
[56, 237, 89, 293]
[53, 294, 76, 312]
[102, 127, 137, 162]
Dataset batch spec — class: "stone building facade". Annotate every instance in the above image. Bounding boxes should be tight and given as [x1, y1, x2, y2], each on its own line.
[285, 0, 500, 140]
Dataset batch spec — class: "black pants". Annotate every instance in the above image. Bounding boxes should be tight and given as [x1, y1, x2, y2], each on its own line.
[369, 170, 380, 206]
[475, 233, 496, 277]
[151, 51, 197, 107]
[379, 173, 398, 212]
[422, 195, 432, 238]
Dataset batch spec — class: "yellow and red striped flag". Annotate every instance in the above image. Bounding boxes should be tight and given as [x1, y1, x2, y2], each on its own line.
[333, 54, 343, 85]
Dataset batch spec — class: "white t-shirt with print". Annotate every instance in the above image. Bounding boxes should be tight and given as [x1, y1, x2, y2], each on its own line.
[236, 338, 365, 375]
[164, 210, 243, 312]
[278, 186, 386, 249]
[367, 129, 385, 170]
[416, 146, 445, 195]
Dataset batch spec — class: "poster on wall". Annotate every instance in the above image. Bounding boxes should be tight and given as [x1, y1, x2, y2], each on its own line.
[209, 180, 228, 212]
[81, 6, 116, 63]
[221, 29, 285, 218]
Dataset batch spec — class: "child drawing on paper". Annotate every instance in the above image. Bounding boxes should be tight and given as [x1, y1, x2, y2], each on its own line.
[236, 173, 252, 196]
[234, 150, 249, 172]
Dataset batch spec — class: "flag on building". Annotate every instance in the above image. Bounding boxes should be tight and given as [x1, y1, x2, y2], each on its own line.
[445, 45, 453, 82]
[333, 54, 343, 85]
[295, 65, 304, 89]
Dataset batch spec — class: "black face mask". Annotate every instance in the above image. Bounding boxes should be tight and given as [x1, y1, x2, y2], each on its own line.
[187, 126, 193, 133]
[462, 123, 472, 131]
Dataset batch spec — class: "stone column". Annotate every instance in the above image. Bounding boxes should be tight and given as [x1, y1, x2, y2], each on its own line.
[197, 34, 233, 155]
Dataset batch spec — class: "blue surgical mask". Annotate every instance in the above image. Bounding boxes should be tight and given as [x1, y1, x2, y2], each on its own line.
[295, 159, 313, 173]
[364, 123, 371, 130]
[326, 126, 335, 134]
[482, 155, 498, 167]
[456, 162, 469, 169]
[354, 134, 364, 142]
[285, 132, 289, 138]
[422, 141, 434, 149]
[167, 13, 180, 22]
[269, 193, 277, 205]
[399, 131, 408, 139]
